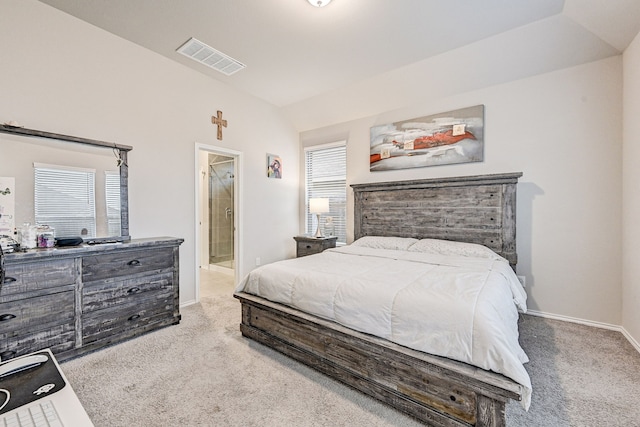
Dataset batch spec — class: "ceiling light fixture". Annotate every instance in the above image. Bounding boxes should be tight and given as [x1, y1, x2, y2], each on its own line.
[307, 0, 332, 7]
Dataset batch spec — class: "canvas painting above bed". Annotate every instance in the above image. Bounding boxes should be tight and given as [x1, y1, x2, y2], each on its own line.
[370, 105, 484, 171]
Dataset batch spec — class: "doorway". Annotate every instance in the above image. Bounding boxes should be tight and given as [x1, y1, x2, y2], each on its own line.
[208, 154, 234, 269]
[195, 144, 241, 302]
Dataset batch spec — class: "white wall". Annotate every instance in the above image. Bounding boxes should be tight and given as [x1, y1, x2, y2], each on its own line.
[623, 32, 640, 344]
[301, 57, 623, 326]
[0, 0, 300, 304]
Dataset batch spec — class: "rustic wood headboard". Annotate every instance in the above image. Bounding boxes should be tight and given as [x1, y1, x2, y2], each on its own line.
[351, 172, 522, 267]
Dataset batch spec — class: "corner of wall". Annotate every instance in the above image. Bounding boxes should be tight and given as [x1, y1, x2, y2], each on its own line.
[621, 30, 640, 346]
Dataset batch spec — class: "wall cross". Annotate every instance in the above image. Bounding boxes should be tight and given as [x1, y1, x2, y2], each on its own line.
[211, 110, 227, 140]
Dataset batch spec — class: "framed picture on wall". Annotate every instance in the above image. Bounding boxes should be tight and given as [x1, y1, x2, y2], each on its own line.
[369, 104, 484, 171]
[267, 154, 282, 179]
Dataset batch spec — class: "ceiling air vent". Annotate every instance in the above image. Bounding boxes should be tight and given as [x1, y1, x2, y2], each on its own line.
[176, 37, 246, 76]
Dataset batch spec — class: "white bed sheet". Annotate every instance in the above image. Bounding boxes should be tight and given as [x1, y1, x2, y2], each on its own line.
[236, 245, 531, 409]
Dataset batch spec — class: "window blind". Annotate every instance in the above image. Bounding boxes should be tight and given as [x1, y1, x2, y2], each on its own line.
[34, 164, 97, 237]
[305, 142, 347, 244]
[105, 171, 121, 236]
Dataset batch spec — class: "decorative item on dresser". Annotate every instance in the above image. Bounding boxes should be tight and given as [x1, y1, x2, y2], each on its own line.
[0, 237, 183, 361]
[293, 235, 338, 257]
[236, 173, 525, 427]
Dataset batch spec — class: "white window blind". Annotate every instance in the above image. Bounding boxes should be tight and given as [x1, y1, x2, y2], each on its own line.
[305, 142, 347, 244]
[105, 171, 121, 236]
[34, 163, 96, 237]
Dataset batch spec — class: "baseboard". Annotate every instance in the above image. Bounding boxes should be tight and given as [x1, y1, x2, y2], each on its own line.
[621, 327, 640, 354]
[180, 299, 197, 308]
[526, 309, 640, 354]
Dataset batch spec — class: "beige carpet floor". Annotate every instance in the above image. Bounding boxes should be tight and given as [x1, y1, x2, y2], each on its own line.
[61, 269, 640, 426]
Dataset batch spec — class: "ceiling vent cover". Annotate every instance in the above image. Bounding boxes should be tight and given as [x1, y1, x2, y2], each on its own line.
[176, 37, 246, 76]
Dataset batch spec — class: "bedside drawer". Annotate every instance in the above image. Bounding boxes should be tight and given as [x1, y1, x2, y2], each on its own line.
[82, 247, 174, 281]
[297, 241, 325, 257]
[294, 236, 337, 257]
[1, 259, 76, 298]
[0, 290, 75, 335]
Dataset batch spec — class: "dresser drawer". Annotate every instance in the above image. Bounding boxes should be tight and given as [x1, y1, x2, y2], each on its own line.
[0, 290, 75, 335]
[0, 321, 75, 360]
[82, 272, 173, 313]
[1, 259, 76, 298]
[82, 247, 174, 281]
[82, 286, 174, 344]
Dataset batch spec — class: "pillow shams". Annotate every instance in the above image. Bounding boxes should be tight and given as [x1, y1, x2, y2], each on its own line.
[350, 236, 418, 251]
[407, 238, 503, 260]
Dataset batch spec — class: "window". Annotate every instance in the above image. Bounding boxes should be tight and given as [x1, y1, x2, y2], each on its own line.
[34, 163, 96, 237]
[105, 171, 121, 236]
[304, 141, 347, 244]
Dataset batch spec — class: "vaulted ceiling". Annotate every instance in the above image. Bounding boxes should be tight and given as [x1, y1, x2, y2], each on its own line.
[38, 0, 640, 130]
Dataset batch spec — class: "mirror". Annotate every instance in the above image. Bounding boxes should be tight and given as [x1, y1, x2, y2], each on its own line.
[0, 125, 131, 243]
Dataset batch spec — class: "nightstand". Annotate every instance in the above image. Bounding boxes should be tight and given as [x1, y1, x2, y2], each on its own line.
[294, 235, 338, 257]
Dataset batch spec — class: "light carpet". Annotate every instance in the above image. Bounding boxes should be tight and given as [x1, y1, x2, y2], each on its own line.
[62, 282, 640, 426]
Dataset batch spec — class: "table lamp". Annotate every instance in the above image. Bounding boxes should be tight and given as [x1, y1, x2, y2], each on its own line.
[309, 198, 330, 238]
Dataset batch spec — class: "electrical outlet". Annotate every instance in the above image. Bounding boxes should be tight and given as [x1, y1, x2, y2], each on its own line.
[256, 257, 261, 266]
[517, 275, 526, 288]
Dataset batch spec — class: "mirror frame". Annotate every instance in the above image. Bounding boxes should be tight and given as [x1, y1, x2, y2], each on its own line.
[0, 124, 132, 242]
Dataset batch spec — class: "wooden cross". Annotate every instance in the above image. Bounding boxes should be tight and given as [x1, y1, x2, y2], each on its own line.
[211, 110, 227, 140]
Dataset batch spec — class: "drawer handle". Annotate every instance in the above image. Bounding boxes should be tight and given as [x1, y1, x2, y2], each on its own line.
[127, 259, 141, 266]
[3, 277, 16, 284]
[127, 287, 141, 294]
[128, 314, 141, 321]
[0, 350, 16, 359]
[306, 245, 312, 249]
[0, 313, 17, 322]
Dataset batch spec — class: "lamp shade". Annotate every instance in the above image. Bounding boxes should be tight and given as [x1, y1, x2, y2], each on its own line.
[309, 198, 330, 214]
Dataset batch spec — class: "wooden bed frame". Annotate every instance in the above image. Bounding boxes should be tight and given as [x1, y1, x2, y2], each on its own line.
[235, 172, 523, 426]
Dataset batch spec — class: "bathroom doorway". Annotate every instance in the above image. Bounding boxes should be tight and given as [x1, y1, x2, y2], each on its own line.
[208, 154, 234, 269]
[195, 144, 241, 302]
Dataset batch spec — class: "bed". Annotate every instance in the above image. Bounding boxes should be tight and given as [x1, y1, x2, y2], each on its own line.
[234, 172, 527, 426]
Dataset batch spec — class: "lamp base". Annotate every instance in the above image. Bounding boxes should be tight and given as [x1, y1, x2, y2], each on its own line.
[314, 213, 323, 238]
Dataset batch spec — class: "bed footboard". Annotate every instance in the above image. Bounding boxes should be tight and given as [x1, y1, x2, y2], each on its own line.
[234, 292, 522, 427]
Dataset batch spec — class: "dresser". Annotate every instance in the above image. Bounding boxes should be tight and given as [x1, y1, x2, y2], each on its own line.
[0, 237, 182, 361]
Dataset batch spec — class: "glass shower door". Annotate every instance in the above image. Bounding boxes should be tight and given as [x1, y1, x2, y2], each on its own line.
[208, 157, 234, 268]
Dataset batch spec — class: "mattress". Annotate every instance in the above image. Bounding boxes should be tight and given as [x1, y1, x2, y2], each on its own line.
[235, 238, 531, 409]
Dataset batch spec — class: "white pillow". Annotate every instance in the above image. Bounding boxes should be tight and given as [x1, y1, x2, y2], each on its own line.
[350, 236, 418, 251]
[407, 238, 503, 260]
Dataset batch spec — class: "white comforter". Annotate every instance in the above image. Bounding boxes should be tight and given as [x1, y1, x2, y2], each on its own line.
[236, 245, 532, 409]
